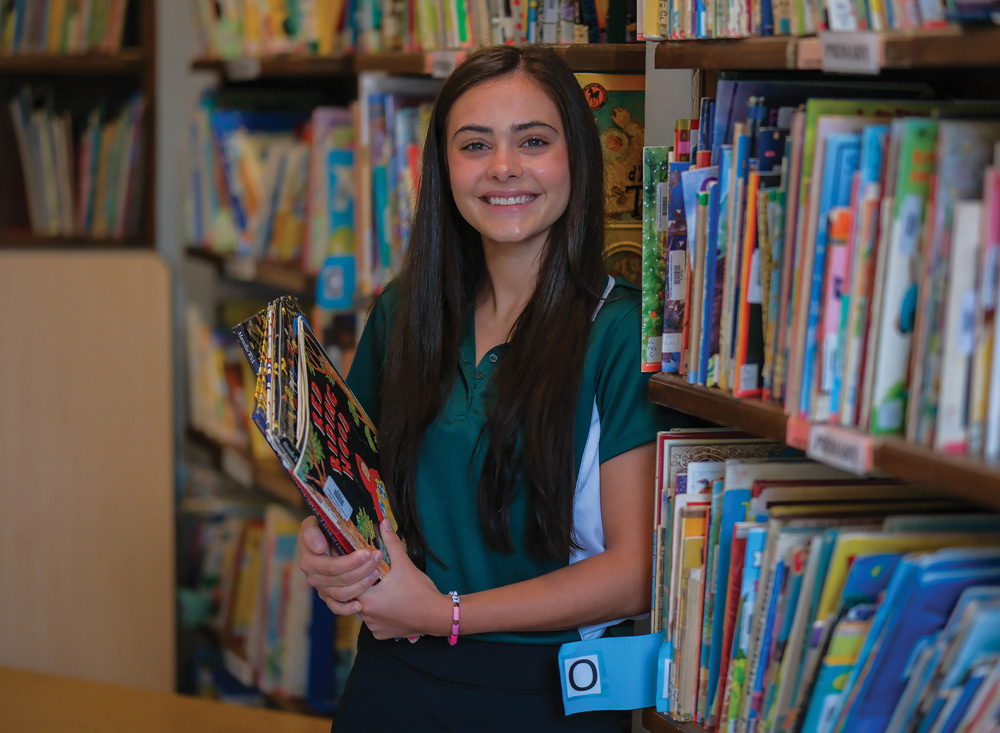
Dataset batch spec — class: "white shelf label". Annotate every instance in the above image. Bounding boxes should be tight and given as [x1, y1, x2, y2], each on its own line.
[225, 57, 262, 81]
[819, 31, 883, 75]
[221, 446, 253, 487]
[427, 50, 465, 78]
[806, 424, 874, 475]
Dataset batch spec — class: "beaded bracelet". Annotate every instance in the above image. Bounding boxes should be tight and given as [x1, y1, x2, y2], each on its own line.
[448, 590, 460, 646]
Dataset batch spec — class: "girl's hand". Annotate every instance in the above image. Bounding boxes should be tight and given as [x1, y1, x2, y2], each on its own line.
[356, 520, 452, 641]
[297, 516, 382, 616]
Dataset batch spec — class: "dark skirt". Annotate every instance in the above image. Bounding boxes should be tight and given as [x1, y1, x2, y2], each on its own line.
[331, 624, 623, 733]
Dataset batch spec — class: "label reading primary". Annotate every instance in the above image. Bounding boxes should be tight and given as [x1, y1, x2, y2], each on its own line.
[807, 424, 873, 474]
[819, 31, 883, 74]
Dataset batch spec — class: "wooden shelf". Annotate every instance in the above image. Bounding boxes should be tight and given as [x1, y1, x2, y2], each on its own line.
[654, 26, 1000, 70]
[0, 234, 139, 248]
[191, 54, 353, 79]
[193, 44, 645, 78]
[642, 708, 710, 733]
[648, 374, 1000, 511]
[186, 427, 306, 510]
[0, 50, 145, 75]
[185, 246, 316, 296]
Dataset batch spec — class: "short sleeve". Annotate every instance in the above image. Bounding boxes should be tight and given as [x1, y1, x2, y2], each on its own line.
[345, 284, 400, 428]
[594, 288, 705, 463]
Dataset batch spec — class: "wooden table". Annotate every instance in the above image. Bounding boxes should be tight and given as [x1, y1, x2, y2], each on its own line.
[0, 666, 332, 732]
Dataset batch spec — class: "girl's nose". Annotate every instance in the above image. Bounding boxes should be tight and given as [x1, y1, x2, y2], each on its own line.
[488, 144, 521, 181]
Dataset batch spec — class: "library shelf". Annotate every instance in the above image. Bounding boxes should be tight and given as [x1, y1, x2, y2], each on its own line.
[190, 54, 353, 79]
[642, 708, 710, 733]
[185, 246, 317, 297]
[0, 50, 145, 75]
[186, 427, 306, 510]
[653, 26, 1000, 71]
[0, 234, 138, 248]
[648, 373, 1000, 511]
[355, 43, 647, 74]
[191, 43, 645, 79]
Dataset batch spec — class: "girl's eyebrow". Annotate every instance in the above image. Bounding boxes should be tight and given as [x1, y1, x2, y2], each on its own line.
[452, 120, 557, 139]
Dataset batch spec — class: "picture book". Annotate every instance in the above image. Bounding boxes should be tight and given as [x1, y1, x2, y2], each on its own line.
[700, 179, 723, 387]
[663, 160, 692, 373]
[232, 297, 401, 578]
[867, 117, 938, 435]
[907, 120, 1000, 447]
[642, 146, 671, 371]
[835, 123, 890, 427]
[935, 199, 982, 453]
[969, 160, 1000, 455]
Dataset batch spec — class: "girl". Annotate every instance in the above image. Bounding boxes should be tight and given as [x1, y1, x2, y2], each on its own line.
[298, 44, 691, 732]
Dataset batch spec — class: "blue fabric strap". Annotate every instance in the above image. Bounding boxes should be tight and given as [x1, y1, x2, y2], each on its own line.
[558, 632, 661, 715]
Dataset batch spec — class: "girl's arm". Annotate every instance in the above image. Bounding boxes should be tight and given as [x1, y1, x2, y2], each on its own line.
[342, 441, 655, 640]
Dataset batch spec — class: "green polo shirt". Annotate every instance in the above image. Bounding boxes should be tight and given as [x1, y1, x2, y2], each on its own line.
[347, 277, 689, 644]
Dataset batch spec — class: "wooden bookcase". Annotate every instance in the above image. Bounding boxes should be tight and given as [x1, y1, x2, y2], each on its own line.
[642, 26, 1000, 733]
[0, 0, 157, 248]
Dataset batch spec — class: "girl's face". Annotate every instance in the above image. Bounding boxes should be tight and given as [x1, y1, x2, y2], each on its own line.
[445, 72, 571, 258]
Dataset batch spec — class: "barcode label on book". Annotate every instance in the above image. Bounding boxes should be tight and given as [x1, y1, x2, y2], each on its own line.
[739, 363, 760, 393]
[324, 476, 354, 520]
[982, 248, 999, 310]
[657, 182, 672, 232]
[747, 250, 763, 304]
[663, 333, 683, 352]
[960, 290, 977, 356]
[897, 194, 923, 257]
[668, 250, 687, 301]
[225, 57, 262, 81]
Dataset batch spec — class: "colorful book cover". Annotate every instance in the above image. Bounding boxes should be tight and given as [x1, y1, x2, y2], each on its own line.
[641, 146, 672, 371]
[969, 163, 1000, 455]
[834, 123, 890, 427]
[663, 160, 691, 373]
[908, 120, 1000, 447]
[700, 180, 723, 387]
[868, 117, 938, 435]
[934, 199, 982, 453]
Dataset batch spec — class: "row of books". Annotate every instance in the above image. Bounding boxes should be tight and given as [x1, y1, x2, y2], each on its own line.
[638, 0, 996, 39]
[0, 0, 131, 55]
[180, 470, 360, 709]
[8, 85, 145, 239]
[186, 78, 439, 303]
[652, 428, 1000, 732]
[190, 0, 638, 61]
[640, 77, 1000, 459]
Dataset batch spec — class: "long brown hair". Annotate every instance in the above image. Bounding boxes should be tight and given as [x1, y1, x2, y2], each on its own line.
[380, 44, 607, 564]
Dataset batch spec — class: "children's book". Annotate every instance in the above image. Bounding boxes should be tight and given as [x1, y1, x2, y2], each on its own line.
[835, 123, 890, 427]
[934, 199, 983, 453]
[232, 297, 402, 578]
[907, 120, 1000, 447]
[663, 160, 692, 372]
[700, 180, 723, 387]
[969, 160, 1000, 455]
[641, 146, 672, 371]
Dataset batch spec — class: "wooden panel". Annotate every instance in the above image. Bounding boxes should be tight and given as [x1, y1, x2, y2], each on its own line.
[0, 667, 329, 733]
[0, 251, 174, 692]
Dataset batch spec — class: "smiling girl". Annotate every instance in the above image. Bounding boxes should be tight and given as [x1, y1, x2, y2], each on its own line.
[297, 44, 693, 732]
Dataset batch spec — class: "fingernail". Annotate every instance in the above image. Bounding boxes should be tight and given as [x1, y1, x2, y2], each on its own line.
[367, 571, 380, 581]
[353, 603, 362, 614]
[359, 551, 371, 561]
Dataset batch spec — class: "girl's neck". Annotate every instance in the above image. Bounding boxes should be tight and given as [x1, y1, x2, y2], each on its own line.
[474, 242, 541, 363]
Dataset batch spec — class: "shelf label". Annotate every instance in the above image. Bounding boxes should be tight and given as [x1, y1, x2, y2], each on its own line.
[221, 446, 253, 486]
[223, 256, 257, 282]
[806, 424, 874, 475]
[786, 415, 811, 450]
[426, 50, 466, 79]
[225, 57, 262, 81]
[818, 31, 883, 74]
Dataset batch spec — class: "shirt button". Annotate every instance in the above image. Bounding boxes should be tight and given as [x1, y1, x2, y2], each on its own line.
[475, 371, 485, 380]
[489, 354, 498, 363]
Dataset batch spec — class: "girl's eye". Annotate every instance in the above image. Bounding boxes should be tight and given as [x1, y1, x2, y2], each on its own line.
[461, 141, 488, 152]
[523, 137, 547, 148]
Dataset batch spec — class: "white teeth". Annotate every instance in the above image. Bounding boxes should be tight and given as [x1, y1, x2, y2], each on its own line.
[486, 195, 533, 206]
